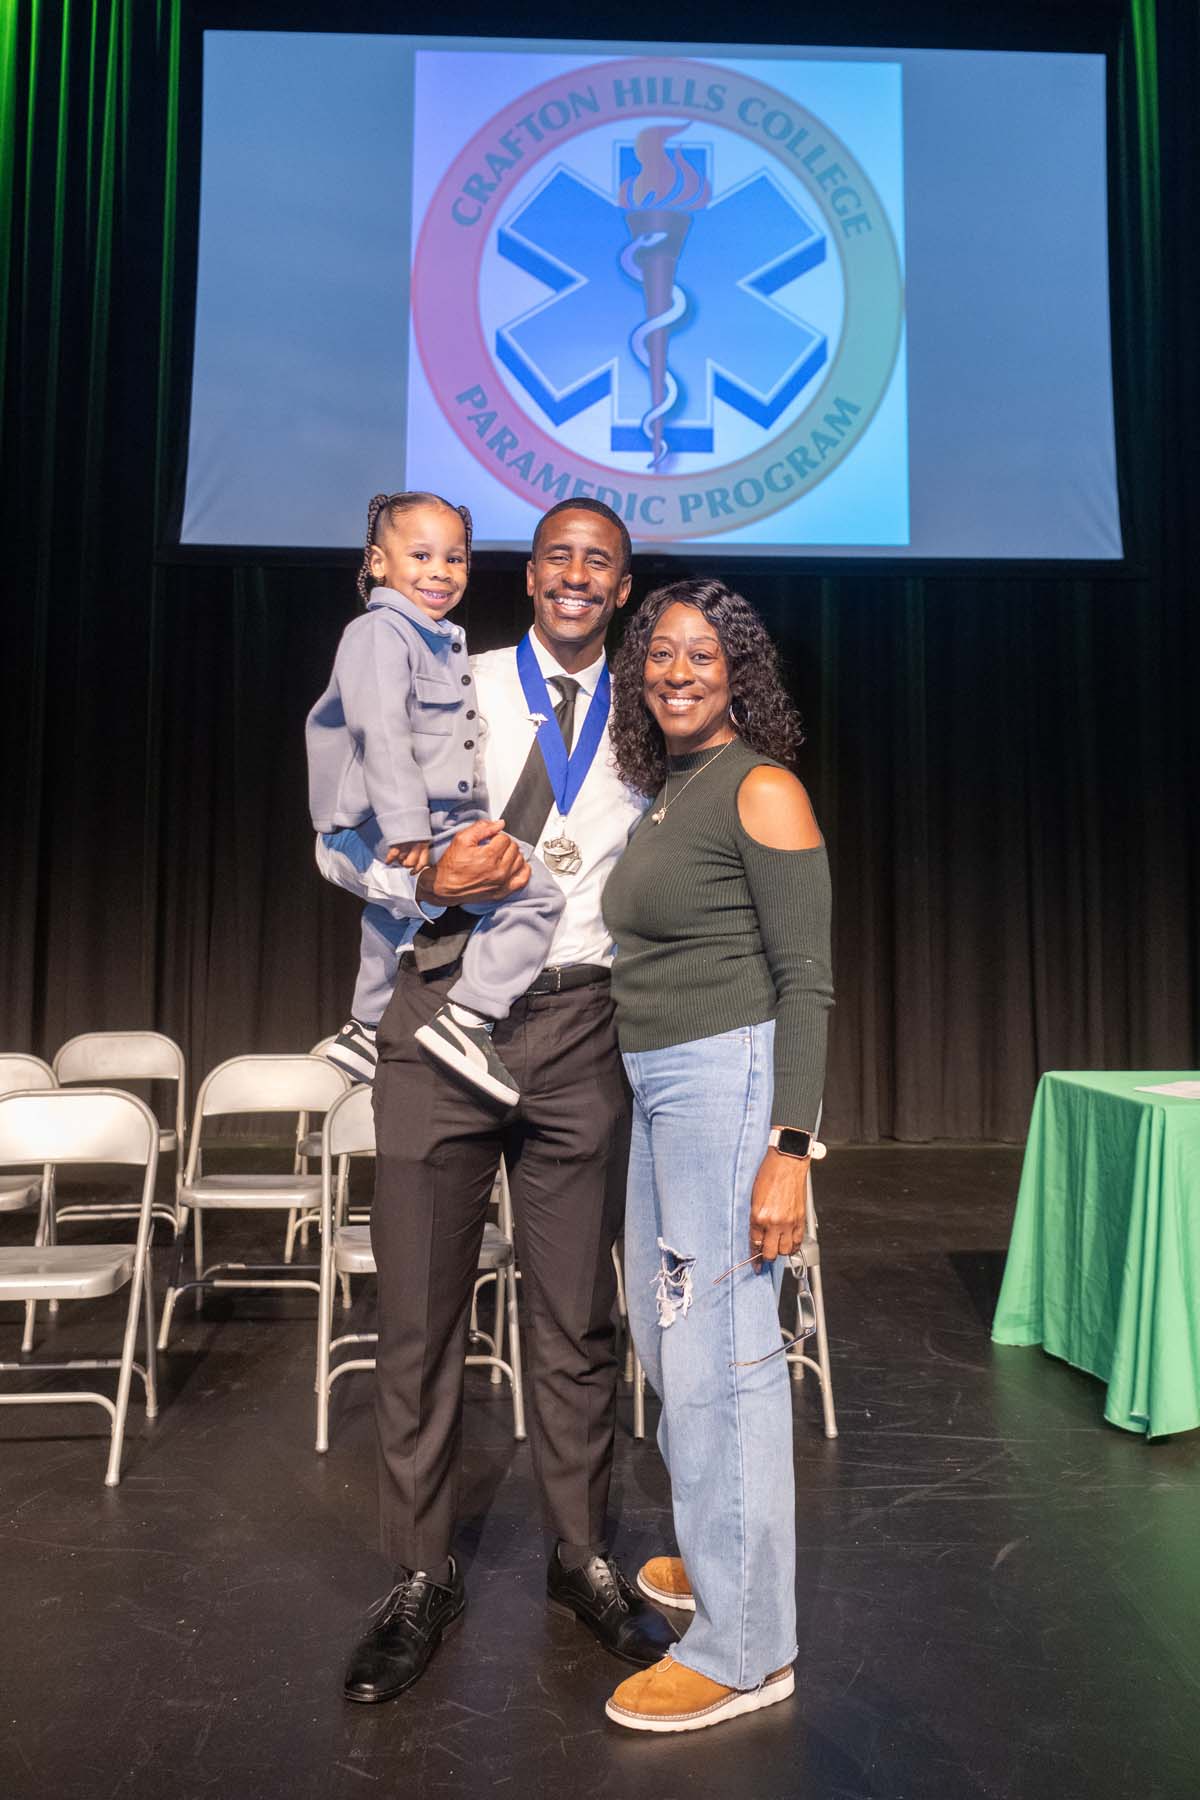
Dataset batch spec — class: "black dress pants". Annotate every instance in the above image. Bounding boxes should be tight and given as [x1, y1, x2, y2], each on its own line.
[371, 957, 629, 1571]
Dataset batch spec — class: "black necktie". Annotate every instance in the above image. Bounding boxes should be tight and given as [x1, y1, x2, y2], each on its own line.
[499, 675, 578, 845]
[410, 675, 579, 975]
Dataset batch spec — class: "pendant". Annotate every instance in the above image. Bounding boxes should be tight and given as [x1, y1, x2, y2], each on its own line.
[650, 807, 666, 825]
[542, 833, 582, 876]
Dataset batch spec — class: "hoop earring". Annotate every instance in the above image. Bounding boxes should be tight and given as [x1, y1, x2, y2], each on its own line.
[728, 697, 741, 726]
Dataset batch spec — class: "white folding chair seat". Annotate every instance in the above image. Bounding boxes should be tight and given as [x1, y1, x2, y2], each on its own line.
[0, 1054, 58, 1352]
[158, 1054, 349, 1350]
[52, 1032, 187, 1229]
[0, 1245, 135, 1298]
[0, 1088, 160, 1486]
[332, 1224, 375, 1275]
[0, 1177, 42, 1211]
[480, 1223, 513, 1267]
[185, 1173, 326, 1208]
[315, 1085, 526, 1453]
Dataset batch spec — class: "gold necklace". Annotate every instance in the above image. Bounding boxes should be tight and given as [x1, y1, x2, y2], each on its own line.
[649, 738, 734, 825]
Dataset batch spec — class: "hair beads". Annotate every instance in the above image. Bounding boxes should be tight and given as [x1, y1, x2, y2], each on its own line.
[357, 491, 474, 605]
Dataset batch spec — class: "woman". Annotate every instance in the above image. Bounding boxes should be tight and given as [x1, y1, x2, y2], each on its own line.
[600, 578, 833, 1734]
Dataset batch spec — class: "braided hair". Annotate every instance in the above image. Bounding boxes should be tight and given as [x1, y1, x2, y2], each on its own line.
[356, 491, 474, 605]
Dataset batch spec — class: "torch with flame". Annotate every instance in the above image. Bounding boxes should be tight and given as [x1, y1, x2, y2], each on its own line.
[619, 124, 711, 468]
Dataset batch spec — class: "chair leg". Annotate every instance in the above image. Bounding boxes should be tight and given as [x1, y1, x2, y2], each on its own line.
[106, 1267, 146, 1487]
[504, 1265, 526, 1442]
[612, 1245, 634, 1383]
[283, 1208, 299, 1264]
[193, 1209, 205, 1312]
[142, 1258, 159, 1420]
[810, 1263, 838, 1439]
[158, 1211, 191, 1351]
[21, 1168, 53, 1353]
[632, 1350, 646, 1441]
[490, 1266, 505, 1386]
[791, 1270, 806, 1383]
[46, 1170, 59, 1317]
[316, 1248, 335, 1455]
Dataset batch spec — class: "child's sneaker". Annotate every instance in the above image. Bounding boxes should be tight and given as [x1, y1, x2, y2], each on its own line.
[324, 1019, 378, 1085]
[414, 1005, 520, 1106]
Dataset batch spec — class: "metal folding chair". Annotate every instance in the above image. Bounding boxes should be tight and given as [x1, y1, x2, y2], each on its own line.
[157, 1054, 349, 1350]
[783, 1180, 838, 1438]
[52, 1032, 187, 1228]
[284, 1037, 356, 1270]
[314, 1086, 526, 1452]
[611, 1242, 647, 1439]
[0, 1055, 58, 1352]
[0, 1088, 159, 1486]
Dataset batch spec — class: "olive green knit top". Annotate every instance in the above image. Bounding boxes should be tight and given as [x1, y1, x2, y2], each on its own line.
[601, 736, 833, 1125]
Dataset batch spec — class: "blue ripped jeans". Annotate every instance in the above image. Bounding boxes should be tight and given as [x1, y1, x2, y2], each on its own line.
[623, 1021, 797, 1690]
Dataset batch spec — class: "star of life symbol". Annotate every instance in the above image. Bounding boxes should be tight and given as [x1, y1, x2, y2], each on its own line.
[495, 125, 828, 468]
[411, 57, 904, 541]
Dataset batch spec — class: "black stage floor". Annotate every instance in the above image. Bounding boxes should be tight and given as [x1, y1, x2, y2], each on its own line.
[2, 1146, 1198, 1800]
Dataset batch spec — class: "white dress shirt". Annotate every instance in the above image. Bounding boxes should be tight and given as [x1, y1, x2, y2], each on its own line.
[471, 633, 647, 969]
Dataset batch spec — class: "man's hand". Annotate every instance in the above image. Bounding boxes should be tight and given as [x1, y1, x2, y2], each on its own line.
[386, 841, 432, 873]
[748, 1149, 809, 1265]
[417, 819, 531, 907]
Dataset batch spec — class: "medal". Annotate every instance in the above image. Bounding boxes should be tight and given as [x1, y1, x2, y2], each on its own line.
[516, 637, 611, 875]
[542, 831, 582, 876]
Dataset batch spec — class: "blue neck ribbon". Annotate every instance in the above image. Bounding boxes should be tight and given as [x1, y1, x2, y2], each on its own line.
[516, 635, 611, 818]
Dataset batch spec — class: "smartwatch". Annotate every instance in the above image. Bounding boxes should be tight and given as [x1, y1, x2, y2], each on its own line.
[769, 1127, 827, 1161]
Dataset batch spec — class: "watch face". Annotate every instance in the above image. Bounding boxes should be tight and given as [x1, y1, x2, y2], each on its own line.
[775, 1128, 812, 1158]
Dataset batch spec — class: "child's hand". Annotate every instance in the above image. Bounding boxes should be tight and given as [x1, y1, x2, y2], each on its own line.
[386, 841, 432, 873]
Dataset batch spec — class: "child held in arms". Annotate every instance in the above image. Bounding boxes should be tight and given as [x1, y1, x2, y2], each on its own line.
[306, 490, 563, 1104]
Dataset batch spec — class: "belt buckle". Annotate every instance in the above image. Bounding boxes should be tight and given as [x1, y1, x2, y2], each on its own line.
[546, 965, 564, 994]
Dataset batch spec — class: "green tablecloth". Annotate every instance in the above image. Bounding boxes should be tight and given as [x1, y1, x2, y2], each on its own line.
[992, 1071, 1200, 1438]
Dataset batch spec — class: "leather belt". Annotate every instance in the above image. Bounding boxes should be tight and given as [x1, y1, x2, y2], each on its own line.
[523, 963, 611, 997]
[397, 952, 610, 999]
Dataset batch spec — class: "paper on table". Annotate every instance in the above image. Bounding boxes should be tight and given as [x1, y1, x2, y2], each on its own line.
[1134, 1081, 1200, 1099]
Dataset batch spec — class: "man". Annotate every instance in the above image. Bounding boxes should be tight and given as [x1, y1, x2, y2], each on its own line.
[342, 499, 678, 1703]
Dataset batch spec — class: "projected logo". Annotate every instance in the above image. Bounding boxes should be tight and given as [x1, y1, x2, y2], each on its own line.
[413, 59, 904, 541]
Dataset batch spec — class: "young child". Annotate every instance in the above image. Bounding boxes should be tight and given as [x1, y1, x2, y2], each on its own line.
[306, 490, 564, 1104]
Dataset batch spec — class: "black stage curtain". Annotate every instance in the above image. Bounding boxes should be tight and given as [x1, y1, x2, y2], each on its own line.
[1, 1, 1197, 1142]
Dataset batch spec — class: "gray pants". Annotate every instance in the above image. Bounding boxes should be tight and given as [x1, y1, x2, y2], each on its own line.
[316, 818, 564, 1028]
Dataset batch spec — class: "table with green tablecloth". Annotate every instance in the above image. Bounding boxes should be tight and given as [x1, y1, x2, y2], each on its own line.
[992, 1071, 1200, 1438]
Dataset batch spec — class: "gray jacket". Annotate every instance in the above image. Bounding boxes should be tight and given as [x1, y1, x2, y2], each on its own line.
[306, 588, 482, 845]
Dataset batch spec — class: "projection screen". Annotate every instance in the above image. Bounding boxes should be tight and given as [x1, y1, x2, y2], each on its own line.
[180, 32, 1123, 559]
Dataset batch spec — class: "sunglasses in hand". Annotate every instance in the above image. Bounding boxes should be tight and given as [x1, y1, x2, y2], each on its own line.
[712, 1248, 817, 1369]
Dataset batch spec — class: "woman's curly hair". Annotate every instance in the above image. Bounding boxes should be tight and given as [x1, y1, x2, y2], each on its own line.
[610, 578, 805, 796]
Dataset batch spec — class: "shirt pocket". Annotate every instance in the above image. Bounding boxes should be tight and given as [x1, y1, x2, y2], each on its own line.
[411, 673, 462, 735]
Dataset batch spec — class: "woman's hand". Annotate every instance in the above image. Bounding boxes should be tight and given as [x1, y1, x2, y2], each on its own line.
[748, 1148, 809, 1264]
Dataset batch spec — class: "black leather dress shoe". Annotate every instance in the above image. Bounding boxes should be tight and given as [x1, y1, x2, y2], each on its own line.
[547, 1549, 680, 1667]
[343, 1561, 466, 1704]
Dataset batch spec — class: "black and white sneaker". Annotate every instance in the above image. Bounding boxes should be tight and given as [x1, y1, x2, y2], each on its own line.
[324, 1018, 378, 1085]
[414, 1006, 520, 1106]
